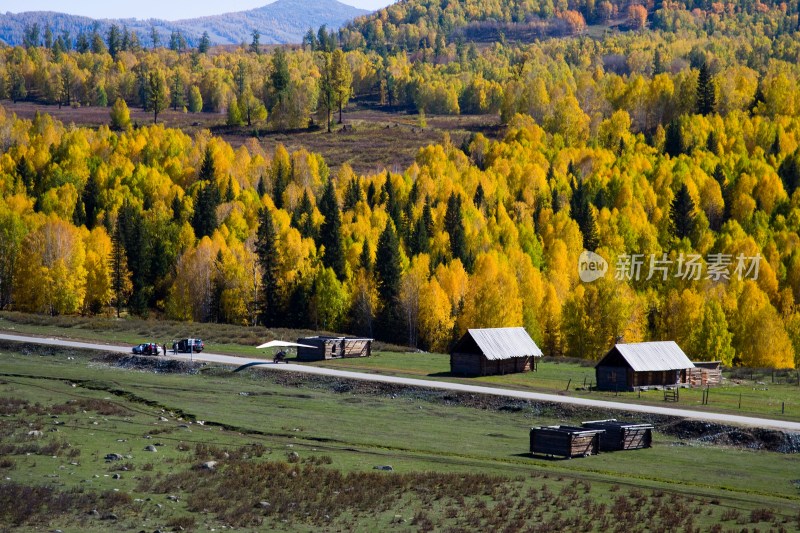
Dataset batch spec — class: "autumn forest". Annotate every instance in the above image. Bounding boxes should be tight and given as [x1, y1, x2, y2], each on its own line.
[2, 0, 800, 368]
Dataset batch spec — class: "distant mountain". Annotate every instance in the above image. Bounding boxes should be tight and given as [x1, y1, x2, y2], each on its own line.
[0, 0, 370, 47]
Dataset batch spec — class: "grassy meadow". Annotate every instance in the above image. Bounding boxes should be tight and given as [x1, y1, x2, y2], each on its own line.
[1, 338, 799, 531]
[2, 310, 800, 422]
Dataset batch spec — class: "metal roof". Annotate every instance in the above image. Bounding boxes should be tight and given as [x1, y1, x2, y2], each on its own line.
[459, 327, 543, 361]
[256, 340, 317, 349]
[611, 341, 695, 372]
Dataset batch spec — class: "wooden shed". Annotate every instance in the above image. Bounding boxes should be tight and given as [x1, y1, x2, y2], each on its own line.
[689, 361, 723, 387]
[450, 327, 542, 377]
[595, 341, 694, 391]
[581, 419, 653, 451]
[529, 426, 604, 459]
[296, 336, 372, 361]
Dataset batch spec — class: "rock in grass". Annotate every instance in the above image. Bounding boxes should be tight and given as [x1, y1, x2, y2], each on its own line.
[373, 465, 393, 471]
[112, 473, 121, 479]
[200, 461, 217, 471]
[27, 430, 44, 438]
[144, 445, 157, 452]
[104, 453, 124, 461]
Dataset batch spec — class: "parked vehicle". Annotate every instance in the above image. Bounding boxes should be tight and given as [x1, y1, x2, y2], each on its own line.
[173, 338, 204, 353]
[132, 343, 162, 356]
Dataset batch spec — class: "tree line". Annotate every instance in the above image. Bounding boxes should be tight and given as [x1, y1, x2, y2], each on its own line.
[1, 98, 800, 368]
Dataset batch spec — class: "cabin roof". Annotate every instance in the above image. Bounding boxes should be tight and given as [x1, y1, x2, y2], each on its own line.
[452, 327, 543, 361]
[598, 341, 695, 372]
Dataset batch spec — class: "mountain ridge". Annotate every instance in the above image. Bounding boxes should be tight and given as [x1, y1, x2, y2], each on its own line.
[0, 0, 370, 46]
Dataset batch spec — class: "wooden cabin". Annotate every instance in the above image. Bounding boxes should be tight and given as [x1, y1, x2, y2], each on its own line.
[581, 419, 653, 451]
[450, 327, 542, 377]
[296, 336, 372, 361]
[529, 426, 604, 459]
[689, 361, 723, 387]
[595, 341, 694, 391]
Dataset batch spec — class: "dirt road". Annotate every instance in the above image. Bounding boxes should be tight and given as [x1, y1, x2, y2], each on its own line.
[2, 332, 799, 432]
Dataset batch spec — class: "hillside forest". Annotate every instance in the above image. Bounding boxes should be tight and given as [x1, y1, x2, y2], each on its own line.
[2, 0, 800, 368]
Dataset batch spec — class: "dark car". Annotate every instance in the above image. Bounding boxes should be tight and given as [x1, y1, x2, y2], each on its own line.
[174, 338, 204, 353]
[132, 343, 162, 356]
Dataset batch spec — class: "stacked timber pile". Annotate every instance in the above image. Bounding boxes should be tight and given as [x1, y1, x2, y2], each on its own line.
[529, 426, 604, 459]
[581, 419, 653, 451]
[688, 361, 722, 387]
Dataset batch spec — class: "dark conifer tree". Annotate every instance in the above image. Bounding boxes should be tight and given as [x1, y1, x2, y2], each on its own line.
[383, 172, 402, 229]
[107, 25, 122, 59]
[291, 189, 316, 239]
[779, 148, 800, 197]
[570, 178, 599, 251]
[192, 181, 219, 239]
[75, 32, 90, 53]
[375, 221, 402, 341]
[271, 155, 291, 210]
[664, 119, 684, 157]
[444, 192, 467, 264]
[73, 198, 86, 227]
[257, 175, 266, 198]
[409, 214, 430, 256]
[422, 198, 434, 235]
[199, 146, 215, 182]
[255, 208, 281, 327]
[696, 62, 716, 115]
[171, 195, 183, 222]
[343, 176, 362, 211]
[225, 177, 236, 202]
[360, 238, 372, 272]
[473, 183, 485, 210]
[118, 201, 150, 315]
[82, 171, 100, 229]
[111, 217, 129, 318]
[670, 183, 696, 240]
[653, 48, 664, 75]
[198, 32, 211, 54]
[318, 179, 347, 280]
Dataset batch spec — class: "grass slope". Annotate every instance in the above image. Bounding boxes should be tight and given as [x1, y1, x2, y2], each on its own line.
[2, 311, 800, 421]
[0, 343, 799, 531]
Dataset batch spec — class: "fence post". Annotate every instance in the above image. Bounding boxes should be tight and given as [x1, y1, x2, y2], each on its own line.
[566, 379, 571, 391]
[738, 393, 742, 409]
[782, 402, 785, 415]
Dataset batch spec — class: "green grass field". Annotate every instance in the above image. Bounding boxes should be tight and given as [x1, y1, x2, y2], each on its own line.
[1, 340, 799, 531]
[3, 310, 800, 423]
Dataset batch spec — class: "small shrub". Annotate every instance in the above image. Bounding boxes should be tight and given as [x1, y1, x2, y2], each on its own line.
[166, 515, 197, 531]
[721, 508, 740, 522]
[750, 508, 775, 523]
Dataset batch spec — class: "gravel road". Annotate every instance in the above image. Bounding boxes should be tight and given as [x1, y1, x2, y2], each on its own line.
[2, 331, 799, 432]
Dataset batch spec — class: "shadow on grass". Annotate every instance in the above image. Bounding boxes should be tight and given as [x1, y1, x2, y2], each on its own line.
[428, 371, 460, 378]
[511, 452, 573, 462]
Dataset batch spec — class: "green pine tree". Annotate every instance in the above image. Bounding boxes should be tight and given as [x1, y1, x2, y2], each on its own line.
[664, 119, 684, 157]
[670, 183, 696, 241]
[318, 179, 347, 280]
[255, 208, 282, 327]
[444, 192, 467, 265]
[696, 62, 716, 116]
